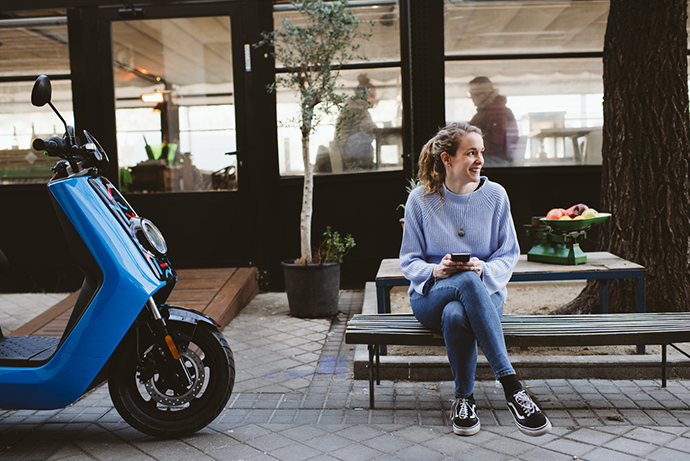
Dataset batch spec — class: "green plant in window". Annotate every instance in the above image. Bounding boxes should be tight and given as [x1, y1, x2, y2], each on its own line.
[256, 0, 372, 264]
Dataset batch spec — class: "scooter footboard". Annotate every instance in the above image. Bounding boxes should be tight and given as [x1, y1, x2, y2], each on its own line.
[0, 336, 59, 363]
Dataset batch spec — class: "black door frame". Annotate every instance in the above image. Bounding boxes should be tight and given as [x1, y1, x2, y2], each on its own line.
[75, 1, 282, 286]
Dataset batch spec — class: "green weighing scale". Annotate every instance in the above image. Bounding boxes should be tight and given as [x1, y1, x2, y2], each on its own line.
[525, 213, 611, 265]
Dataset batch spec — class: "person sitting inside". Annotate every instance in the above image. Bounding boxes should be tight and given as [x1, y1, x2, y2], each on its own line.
[334, 74, 379, 171]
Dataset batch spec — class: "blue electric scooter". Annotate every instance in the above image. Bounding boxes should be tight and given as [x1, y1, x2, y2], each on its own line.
[0, 75, 235, 438]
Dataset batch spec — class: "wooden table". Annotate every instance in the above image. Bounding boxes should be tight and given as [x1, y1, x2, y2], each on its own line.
[531, 127, 596, 162]
[375, 252, 646, 315]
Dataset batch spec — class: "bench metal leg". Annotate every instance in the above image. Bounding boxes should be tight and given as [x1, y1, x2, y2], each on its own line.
[375, 286, 390, 355]
[601, 280, 609, 314]
[637, 274, 646, 354]
[662, 344, 667, 387]
[664, 343, 690, 388]
[636, 274, 646, 314]
[376, 286, 392, 314]
[376, 344, 381, 385]
[368, 344, 378, 409]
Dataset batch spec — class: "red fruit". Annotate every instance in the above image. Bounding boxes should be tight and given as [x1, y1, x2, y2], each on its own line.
[565, 203, 589, 218]
[546, 208, 567, 220]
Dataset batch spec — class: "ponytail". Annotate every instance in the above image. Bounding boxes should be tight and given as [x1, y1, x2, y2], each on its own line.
[416, 122, 482, 199]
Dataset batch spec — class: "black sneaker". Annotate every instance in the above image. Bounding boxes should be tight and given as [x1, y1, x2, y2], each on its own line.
[450, 396, 480, 436]
[506, 389, 552, 436]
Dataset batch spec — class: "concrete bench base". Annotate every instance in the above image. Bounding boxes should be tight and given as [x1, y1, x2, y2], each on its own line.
[353, 347, 690, 382]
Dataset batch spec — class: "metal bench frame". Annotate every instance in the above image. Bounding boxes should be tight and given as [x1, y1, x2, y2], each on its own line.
[346, 312, 690, 408]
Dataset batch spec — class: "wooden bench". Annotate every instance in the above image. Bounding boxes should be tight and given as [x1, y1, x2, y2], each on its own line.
[346, 308, 690, 408]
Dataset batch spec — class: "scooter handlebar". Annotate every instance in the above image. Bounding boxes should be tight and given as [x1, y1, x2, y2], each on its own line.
[33, 136, 65, 157]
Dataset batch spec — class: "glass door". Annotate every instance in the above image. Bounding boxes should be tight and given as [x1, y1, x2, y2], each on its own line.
[112, 16, 238, 193]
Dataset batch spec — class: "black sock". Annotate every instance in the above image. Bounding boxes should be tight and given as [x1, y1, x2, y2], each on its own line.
[499, 374, 522, 399]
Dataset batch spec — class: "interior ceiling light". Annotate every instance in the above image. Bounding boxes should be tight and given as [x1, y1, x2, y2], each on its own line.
[141, 92, 165, 103]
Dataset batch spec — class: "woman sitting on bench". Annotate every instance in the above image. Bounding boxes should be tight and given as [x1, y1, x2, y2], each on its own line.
[399, 122, 551, 437]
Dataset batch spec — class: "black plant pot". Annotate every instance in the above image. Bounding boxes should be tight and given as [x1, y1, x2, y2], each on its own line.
[281, 260, 341, 318]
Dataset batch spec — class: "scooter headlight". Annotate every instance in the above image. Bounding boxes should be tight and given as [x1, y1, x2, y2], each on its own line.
[131, 218, 168, 256]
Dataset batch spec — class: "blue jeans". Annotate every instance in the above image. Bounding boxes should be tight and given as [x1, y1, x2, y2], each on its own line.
[410, 271, 515, 398]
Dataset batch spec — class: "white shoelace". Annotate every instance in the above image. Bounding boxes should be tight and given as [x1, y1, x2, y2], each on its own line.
[513, 390, 539, 417]
[452, 398, 472, 419]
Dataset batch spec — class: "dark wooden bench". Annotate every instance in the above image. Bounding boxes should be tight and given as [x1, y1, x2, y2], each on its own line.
[346, 312, 690, 408]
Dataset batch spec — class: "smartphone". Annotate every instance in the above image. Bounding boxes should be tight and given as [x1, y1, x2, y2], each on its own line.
[451, 253, 471, 263]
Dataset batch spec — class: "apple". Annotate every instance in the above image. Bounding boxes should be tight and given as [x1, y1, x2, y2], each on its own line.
[558, 215, 572, 220]
[565, 203, 589, 218]
[546, 208, 567, 220]
[581, 208, 599, 219]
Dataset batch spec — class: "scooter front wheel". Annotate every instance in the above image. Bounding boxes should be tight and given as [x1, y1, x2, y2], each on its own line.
[108, 322, 235, 438]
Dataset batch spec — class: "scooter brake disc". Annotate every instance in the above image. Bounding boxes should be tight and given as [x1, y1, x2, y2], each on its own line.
[144, 349, 206, 407]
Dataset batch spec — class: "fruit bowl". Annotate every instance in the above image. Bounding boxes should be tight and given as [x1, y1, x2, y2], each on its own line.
[540, 213, 611, 232]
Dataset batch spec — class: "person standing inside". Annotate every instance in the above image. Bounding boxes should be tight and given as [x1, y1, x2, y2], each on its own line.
[468, 76, 519, 165]
[399, 122, 551, 437]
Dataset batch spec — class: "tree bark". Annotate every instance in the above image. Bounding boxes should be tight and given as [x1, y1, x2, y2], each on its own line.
[556, 0, 690, 314]
[300, 126, 314, 264]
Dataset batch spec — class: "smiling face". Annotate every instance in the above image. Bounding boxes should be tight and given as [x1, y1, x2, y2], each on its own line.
[442, 131, 485, 194]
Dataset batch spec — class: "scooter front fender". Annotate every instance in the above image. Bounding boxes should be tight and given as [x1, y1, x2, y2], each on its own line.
[165, 305, 220, 329]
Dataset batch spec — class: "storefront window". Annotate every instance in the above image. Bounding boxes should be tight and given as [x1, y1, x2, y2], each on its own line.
[112, 16, 237, 192]
[0, 14, 72, 184]
[276, 68, 403, 175]
[274, 2, 402, 176]
[446, 59, 603, 166]
[444, 1, 608, 166]
[274, 2, 400, 65]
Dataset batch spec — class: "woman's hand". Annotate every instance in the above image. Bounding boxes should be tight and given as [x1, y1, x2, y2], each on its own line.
[432, 255, 483, 279]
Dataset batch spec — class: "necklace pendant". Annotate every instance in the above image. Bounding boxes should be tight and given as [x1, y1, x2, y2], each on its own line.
[458, 229, 465, 237]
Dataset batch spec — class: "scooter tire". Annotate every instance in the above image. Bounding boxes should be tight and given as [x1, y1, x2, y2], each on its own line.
[108, 322, 235, 438]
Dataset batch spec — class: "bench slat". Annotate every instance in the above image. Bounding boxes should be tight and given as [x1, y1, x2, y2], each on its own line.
[346, 313, 690, 348]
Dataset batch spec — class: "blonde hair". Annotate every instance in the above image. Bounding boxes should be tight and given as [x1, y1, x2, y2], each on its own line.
[417, 122, 482, 198]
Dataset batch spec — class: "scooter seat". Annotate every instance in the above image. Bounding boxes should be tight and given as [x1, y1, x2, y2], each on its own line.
[0, 335, 59, 363]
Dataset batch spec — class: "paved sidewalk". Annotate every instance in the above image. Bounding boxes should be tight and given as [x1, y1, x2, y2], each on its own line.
[1, 290, 690, 460]
[0, 293, 69, 334]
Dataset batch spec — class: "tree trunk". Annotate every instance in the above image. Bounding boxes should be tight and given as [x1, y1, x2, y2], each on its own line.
[300, 127, 314, 264]
[556, 0, 690, 314]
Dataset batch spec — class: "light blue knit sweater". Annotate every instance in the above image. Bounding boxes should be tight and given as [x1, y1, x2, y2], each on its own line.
[399, 177, 520, 302]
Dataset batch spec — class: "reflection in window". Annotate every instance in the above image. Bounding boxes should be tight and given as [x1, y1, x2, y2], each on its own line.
[446, 60, 603, 166]
[277, 69, 403, 176]
[0, 14, 71, 185]
[274, 2, 402, 176]
[444, 1, 607, 166]
[112, 16, 237, 192]
[444, 1, 608, 55]
[274, 2, 401, 65]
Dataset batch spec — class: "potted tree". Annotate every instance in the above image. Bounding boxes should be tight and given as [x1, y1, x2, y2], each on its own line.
[282, 227, 355, 318]
[258, 0, 370, 317]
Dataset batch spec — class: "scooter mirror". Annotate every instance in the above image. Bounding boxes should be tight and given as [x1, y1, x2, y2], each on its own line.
[31, 75, 52, 107]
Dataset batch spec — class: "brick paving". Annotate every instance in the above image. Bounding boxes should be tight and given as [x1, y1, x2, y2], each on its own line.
[1, 290, 690, 460]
